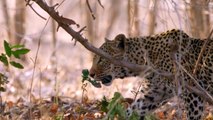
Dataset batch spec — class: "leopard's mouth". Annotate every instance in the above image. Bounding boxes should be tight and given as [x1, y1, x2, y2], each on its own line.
[101, 75, 113, 86]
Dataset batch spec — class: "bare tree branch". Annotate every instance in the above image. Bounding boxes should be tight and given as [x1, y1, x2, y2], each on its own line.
[27, 0, 161, 75]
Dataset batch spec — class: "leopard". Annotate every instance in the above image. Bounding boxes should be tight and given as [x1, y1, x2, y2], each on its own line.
[89, 29, 213, 120]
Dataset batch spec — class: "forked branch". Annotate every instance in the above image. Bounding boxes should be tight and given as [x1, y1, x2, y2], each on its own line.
[27, 0, 173, 77]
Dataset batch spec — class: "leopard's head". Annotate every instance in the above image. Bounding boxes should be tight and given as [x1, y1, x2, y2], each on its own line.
[89, 34, 136, 86]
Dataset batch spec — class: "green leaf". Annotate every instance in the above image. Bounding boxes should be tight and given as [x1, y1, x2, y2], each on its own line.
[11, 48, 30, 59]
[12, 48, 30, 58]
[144, 114, 158, 120]
[91, 81, 101, 88]
[54, 115, 63, 120]
[15, 48, 30, 54]
[81, 69, 101, 87]
[4, 40, 11, 57]
[116, 104, 126, 119]
[82, 69, 89, 77]
[11, 44, 24, 49]
[101, 96, 109, 112]
[12, 51, 20, 58]
[0, 53, 8, 66]
[108, 92, 122, 109]
[106, 92, 125, 119]
[82, 69, 89, 82]
[129, 111, 140, 120]
[10, 61, 24, 69]
[113, 92, 123, 100]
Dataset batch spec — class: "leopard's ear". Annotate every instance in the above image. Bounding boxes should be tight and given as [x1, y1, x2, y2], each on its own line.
[104, 37, 111, 42]
[114, 34, 126, 50]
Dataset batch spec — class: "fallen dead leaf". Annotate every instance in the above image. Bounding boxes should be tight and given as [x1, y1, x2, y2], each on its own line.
[156, 111, 165, 119]
[50, 103, 58, 114]
[205, 113, 213, 120]
[7, 101, 14, 108]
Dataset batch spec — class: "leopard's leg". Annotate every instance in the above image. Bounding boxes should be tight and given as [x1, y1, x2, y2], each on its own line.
[183, 91, 204, 120]
[181, 68, 209, 120]
[126, 78, 174, 120]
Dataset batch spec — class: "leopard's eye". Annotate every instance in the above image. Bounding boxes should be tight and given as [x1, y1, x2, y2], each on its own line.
[97, 57, 102, 64]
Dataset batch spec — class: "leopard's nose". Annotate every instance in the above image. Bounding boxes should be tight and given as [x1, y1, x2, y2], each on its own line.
[89, 73, 95, 78]
[89, 68, 96, 78]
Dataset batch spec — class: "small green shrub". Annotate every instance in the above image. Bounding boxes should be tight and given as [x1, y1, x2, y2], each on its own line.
[82, 69, 101, 88]
[81, 69, 140, 120]
[0, 40, 30, 69]
[0, 40, 30, 91]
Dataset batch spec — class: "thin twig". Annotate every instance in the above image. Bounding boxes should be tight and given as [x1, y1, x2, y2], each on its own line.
[29, 17, 50, 102]
[132, 82, 143, 101]
[186, 85, 213, 105]
[81, 83, 87, 103]
[86, 0, 96, 19]
[27, 0, 67, 103]
[26, 1, 47, 20]
[97, 0, 104, 9]
[55, 0, 66, 9]
[177, 62, 213, 105]
[78, 26, 87, 33]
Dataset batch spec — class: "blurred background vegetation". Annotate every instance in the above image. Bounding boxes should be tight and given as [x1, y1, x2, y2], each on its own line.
[0, 0, 212, 102]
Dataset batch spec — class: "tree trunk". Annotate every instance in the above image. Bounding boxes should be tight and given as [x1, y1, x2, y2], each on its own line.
[14, 0, 26, 44]
[188, 0, 210, 38]
[1, 0, 12, 40]
[127, 0, 140, 36]
[148, 0, 158, 35]
[202, 1, 210, 37]
[105, 0, 120, 37]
